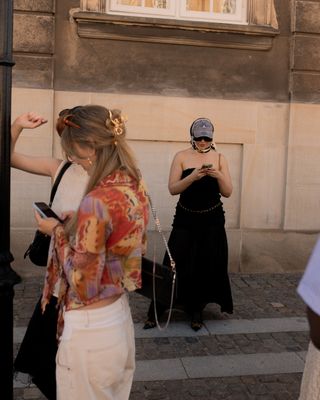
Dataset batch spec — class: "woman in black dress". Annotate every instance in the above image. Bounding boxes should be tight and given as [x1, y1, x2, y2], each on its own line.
[144, 117, 233, 331]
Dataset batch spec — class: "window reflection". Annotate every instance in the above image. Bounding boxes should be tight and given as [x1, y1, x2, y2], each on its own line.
[115, 0, 168, 8]
[186, 0, 236, 14]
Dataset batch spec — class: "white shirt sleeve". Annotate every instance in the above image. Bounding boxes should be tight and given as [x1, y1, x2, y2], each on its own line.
[297, 237, 320, 316]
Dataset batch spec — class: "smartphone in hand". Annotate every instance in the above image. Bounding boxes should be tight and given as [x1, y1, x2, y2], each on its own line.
[201, 163, 213, 169]
[33, 202, 63, 223]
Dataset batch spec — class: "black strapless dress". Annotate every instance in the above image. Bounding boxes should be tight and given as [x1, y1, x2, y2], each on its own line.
[163, 168, 233, 314]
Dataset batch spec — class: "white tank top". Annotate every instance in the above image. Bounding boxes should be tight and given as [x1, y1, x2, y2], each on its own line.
[51, 161, 89, 217]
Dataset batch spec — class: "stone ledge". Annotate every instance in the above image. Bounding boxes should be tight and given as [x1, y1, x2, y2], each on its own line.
[72, 11, 279, 51]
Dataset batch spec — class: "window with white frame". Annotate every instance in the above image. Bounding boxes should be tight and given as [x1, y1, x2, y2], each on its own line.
[107, 0, 247, 24]
[77, 0, 278, 50]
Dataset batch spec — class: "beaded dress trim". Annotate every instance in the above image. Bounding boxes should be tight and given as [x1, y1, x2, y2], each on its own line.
[178, 200, 222, 214]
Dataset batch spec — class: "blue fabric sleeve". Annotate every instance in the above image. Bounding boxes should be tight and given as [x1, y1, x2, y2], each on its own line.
[297, 237, 320, 316]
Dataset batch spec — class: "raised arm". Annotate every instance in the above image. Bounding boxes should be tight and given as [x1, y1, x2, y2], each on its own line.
[11, 112, 62, 178]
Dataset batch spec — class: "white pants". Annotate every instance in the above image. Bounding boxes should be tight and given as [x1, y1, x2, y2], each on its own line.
[299, 341, 320, 400]
[56, 294, 135, 400]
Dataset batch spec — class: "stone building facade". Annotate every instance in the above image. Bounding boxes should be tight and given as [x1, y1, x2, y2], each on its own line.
[10, 0, 320, 272]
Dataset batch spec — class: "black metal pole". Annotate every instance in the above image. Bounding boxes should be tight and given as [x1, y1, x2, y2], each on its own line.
[0, 1, 21, 399]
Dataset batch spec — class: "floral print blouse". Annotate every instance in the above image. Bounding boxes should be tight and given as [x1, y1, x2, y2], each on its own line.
[41, 169, 149, 319]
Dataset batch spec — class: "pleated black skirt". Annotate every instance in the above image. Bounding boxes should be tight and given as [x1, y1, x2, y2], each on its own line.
[163, 224, 233, 314]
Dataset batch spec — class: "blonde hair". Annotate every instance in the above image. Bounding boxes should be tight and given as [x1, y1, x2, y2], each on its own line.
[59, 105, 140, 235]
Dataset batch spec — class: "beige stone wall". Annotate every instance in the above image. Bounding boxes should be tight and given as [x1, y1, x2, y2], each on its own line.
[10, 88, 320, 273]
[10, 88, 54, 272]
[284, 104, 320, 230]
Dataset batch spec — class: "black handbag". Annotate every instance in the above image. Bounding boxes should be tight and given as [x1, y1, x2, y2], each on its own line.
[135, 194, 176, 329]
[24, 162, 72, 266]
[138, 257, 176, 306]
[24, 230, 51, 267]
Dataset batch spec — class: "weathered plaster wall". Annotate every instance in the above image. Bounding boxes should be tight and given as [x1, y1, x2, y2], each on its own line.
[12, 0, 291, 101]
[52, 1, 291, 101]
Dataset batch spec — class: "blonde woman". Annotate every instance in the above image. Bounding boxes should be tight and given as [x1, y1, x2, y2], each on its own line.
[36, 105, 149, 400]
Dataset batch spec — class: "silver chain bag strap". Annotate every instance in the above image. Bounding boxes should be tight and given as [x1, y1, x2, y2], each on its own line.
[146, 193, 176, 330]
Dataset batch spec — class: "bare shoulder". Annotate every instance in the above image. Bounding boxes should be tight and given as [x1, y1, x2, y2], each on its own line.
[173, 147, 192, 161]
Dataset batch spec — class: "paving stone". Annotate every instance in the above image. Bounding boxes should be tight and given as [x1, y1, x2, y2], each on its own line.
[181, 352, 304, 379]
[13, 273, 307, 399]
[134, 359, 187, 381]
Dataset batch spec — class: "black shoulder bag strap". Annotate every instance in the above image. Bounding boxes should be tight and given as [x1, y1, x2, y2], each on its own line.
[49, 161, 72, 206]
[23, 161, 72, 262]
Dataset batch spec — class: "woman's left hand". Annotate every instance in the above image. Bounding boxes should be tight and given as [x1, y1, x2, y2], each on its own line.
[34, 211, 59, 236]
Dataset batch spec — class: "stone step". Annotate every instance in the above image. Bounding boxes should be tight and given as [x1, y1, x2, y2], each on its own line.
[13, 316, 308, 388]
[135, 317, 308, 338]
[14, 316, 308, 344]
[134, 351, 307, 381]
[14, 350, 307, 388]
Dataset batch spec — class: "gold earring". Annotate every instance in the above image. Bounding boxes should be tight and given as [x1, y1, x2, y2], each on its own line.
[87, 157, 92, 166]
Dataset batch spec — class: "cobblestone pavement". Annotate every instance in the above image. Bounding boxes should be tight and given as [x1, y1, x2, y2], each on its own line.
[13, 272, 307, 400]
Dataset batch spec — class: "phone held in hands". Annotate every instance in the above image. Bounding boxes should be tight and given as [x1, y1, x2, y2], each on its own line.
[201, 163, 213, 169]
[33, 202, 63, 223]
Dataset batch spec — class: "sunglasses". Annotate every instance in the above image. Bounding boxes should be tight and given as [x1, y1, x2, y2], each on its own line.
[194, 136, 212, 142]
